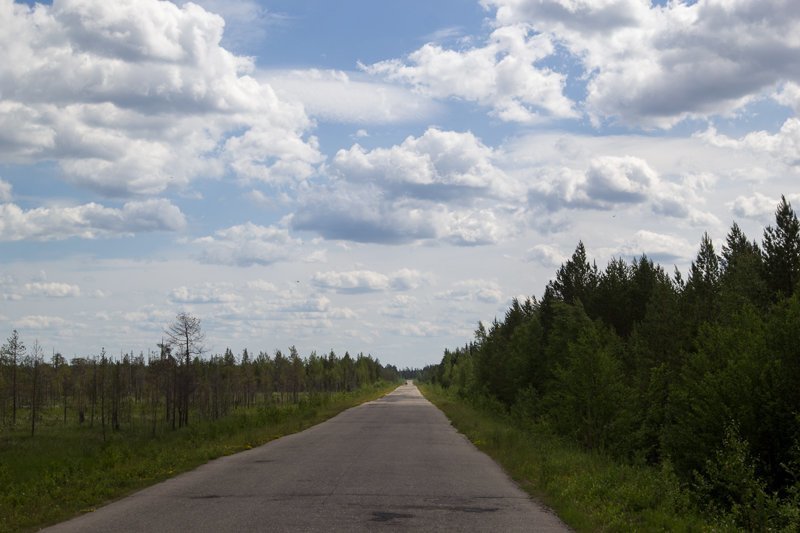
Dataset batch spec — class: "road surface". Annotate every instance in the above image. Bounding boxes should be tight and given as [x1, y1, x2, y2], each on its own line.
[44, 383, 569, 532]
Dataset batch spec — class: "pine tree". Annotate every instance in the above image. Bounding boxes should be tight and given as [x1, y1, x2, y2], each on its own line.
[685, 232, 721, 324]
[720, 222, 767, 312]
[549, 241, 599, 312]
[762, 195, 800, 300]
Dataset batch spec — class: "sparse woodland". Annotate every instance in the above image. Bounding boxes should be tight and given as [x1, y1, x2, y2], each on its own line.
[0, 317, 400, 439]
[421, 196, 800, 530]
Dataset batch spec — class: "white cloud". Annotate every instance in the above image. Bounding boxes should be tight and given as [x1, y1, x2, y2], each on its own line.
[528, 154, 719, 228]
[169, 283, 240, 304]
[0, 178, 11, 201]
[729, 192, 800, 223]
[194, 223, 300, 266]
[380, 295, 418, 318]
[331, 128, 522, 201]
[698, 119, 800, 168]
[265, 69, 440, 124]
[436, 279, 504, 304]
[617, 230, 695, 264]
[481, 0, 800, 128]
[0, 0, 319, 196]
[530, 155, 657, 210]
[526, 244, 566, 267]
[311, 269, 430, 294]
[393, 321, 447, 337]
[245, 279, 279, 292]
[775, 82, 800, 113]
[14, 315, 67, 330]
[24, 282, 81, 298]
[0, 198, 186, 241]
[366, 23, 576, 123]
[293, 128, 526, 245]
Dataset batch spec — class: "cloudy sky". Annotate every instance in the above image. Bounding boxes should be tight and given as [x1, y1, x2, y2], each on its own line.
[1, 0, 798, 368]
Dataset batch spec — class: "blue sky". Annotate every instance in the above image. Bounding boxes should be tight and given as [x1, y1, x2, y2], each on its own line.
[1, 0, 799, 368]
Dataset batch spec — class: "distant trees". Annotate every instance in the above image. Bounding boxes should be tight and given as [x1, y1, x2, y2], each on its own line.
[427, 195, 800, 530]
[0, 322, 399, 436]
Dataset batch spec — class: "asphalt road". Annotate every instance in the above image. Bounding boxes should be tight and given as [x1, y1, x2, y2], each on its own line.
[44, 383, 569, 532]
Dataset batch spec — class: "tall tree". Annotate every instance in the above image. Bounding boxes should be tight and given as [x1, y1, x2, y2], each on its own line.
[549, 241, 599, 312]
[164, 313, 205, 427]
[685, 232, 721, 324]
[2, 330, 25, 426]
[720, 222, 767, 312]
[762, 195, 800, 300]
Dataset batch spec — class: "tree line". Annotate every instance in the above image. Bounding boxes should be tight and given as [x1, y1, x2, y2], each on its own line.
[422, 196, 800, 529]
[0, 313, 400, 439]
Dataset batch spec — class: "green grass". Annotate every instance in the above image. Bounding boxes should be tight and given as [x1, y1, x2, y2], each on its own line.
[0, 382, 398, 533]
[419, 383, 720, 533]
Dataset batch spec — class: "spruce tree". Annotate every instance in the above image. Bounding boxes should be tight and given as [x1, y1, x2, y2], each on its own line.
[685, 232, 721, 324]
[762, 195, 800, 300]
[720, 222, 767, 312]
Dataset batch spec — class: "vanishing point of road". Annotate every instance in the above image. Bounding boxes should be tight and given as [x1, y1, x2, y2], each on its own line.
[44, 383, 569, 532]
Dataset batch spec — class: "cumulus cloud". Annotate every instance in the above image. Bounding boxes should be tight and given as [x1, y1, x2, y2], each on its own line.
[436, 279, 504, 304]
[617, 230, 695, 263]
[24, 282, 81, 298]
[14, 315, 67, 330]
[0, 273, 21, 301]
[392, 321, 447, 337]
[293, 128, 525, 245]
[380, 295, 418, 318]
[0, 0, 319, 195]
[475, 0, 800, 127]
[526, 244, 566, 267]
[330, 128, 522, 201]
[311, 269, 430, 294]
[528, 155, 719, 227]
[169, 283, 240, 304]
[0, 198, 186, 241]
[729, 192, 800, 223]
[194, 223, 300, 266]
[775, 82, 800, 113]
[0, 179, 11, 201]
[366, 23, 576, 123]
[531, 155, 657, 210]
[698, 120, 800, 168]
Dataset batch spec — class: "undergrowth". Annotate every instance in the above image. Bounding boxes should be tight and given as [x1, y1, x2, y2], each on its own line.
[419, 383, 719, 532]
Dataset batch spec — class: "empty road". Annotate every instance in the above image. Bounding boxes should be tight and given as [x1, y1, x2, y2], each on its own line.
[44, 383, 568, 532]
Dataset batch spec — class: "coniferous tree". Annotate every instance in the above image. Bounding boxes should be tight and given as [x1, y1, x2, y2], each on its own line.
[549, 241, 599, 311]
[685, 232, 721, 324]
[2, 330, 25, 426]
[720, 222, 767, 313]
[762, 195, 800, 300]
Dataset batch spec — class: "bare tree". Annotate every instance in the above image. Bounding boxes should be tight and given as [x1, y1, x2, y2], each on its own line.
[164, 313, 205, 427]
[30, 340, 42, 437]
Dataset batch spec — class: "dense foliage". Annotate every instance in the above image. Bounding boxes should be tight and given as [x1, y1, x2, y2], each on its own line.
[425, 196, 800, 529]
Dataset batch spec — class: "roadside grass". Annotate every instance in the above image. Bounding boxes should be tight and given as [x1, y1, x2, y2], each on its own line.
[419, 384, 720, 533]
[0, 382, 398, 533]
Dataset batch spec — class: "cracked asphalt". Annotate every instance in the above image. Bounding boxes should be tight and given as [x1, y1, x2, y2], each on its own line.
[43, 383, 569, 532]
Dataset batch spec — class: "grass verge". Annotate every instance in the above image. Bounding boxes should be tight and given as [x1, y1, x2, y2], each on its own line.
[419, 383, 717, 532]
[0, 382, 398, 533]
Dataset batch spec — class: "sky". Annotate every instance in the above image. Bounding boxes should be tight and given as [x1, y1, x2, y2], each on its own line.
[1, 0, 799, 368]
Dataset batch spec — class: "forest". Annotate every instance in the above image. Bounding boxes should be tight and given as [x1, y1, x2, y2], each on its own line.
[422, 196, 800, 529]
[0, 315, 400, 438]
